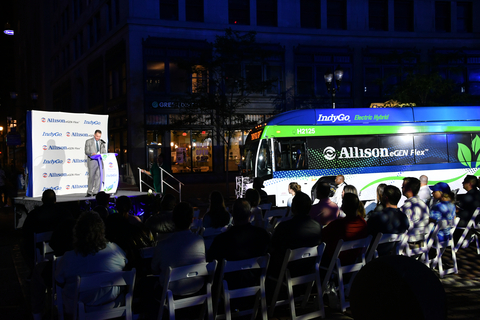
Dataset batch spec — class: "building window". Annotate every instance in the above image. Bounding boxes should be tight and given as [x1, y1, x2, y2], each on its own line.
[186, 0, 204, 22]
[394, 0, 414, 32]
[114, 0, 120, 25]
[106, 0, 112, 32]
[457, 2, 472, 33]
[229, 0, 250, 25]
[226, 130, 249, 171]
[300, 0, 320, 29]
[146, 61, 166, 92]
[76, 32, 83, 57]
[146, 60, 194, 94]
[327, 0, 347, 30]
[192, 65, 208, 93]
[108, 63, 126, 100]
[257, 0, 277, 27]
[435, 1, 451, 33]
[160, 0, 179, 21]
[369, 0, 388, 31]
[88, 19, 95, 48]
[171, 130, 213, 173]
[95, 13, 101, 40]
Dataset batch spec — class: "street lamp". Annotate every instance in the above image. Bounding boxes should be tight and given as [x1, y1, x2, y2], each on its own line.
[324, 66, 344, 109]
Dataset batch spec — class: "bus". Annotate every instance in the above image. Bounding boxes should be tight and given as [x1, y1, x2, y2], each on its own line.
[238, 106, 480, 207]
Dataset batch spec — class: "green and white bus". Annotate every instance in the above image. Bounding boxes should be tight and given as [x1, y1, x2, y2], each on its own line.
[239, 106, 480, 207]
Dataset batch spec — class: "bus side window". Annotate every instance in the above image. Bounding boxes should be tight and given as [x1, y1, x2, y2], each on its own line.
[257, 140, 272, 177]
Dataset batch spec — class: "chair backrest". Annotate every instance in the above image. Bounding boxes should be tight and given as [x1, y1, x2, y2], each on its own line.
[269, 244, 325, 318]
[321, 235, 372, 291]
[455, 207, 480, 252]
[33, 231, 54, 265]
[139, 246, 155, 259]
[72, 268, 136, 320]
[366, 232, 407, 262]
[158, 261, 217, 320]
[264, 208, 288, 231]
[217, 254, 270, 319]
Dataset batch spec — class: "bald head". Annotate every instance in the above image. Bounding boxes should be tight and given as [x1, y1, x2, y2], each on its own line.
[420, 175, 428, 186]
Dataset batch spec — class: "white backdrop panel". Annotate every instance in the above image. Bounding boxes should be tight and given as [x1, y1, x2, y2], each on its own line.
[27, 111, 108, 197]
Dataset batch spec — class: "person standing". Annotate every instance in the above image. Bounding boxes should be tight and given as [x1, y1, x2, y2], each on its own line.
[401, 177, 430, 242]
[330, 174, 347, 209]
[418, 175, 432, 203]
[142, 154, 164, 193]
[85, 130, 106, 197]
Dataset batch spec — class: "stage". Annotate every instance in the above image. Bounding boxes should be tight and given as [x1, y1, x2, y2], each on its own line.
[14, 190, 149, 229]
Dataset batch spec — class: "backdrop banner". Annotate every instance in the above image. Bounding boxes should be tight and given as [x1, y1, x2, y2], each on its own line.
[26, 110, 109, 197]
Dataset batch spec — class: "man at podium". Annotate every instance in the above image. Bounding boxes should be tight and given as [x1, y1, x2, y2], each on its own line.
[85, 129, 107, 197]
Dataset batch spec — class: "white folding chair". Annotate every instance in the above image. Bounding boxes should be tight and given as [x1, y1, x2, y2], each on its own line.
[56, 269, 136, 320]
[264, 208, 288, 232]
[158, 261, 217, 320]
[269, 244, 325, 319]
[215, 255, 269, 320]
[454, 208, 480, 254]
[429, 217, 460, 278]
[403, 222, 435, 265]
[33, 231, 54, 265]
[366, 232, 407, 262]
[321, 236, 372, 312]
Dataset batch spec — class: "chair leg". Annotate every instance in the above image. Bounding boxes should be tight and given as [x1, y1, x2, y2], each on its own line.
[337, 270, 348, 313]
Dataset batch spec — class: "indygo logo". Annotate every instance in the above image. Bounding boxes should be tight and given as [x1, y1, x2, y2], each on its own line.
[42, 132, 62, 137]
[42, 186, 61, 191]
[43, 159, 64, 165]
[42, 173, 47, 178]
[317, 113, 351, 123]
[41, 117, 46, 123]
[84, 120, 101, 125]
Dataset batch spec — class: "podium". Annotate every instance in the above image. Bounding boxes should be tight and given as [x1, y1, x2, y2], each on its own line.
[91, 153, 119, 194]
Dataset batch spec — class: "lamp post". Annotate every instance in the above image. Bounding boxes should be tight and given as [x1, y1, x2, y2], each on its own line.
[324, 66, 344, 109]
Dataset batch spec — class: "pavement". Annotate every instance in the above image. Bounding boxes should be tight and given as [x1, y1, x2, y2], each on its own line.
[2, 182, 480, 319]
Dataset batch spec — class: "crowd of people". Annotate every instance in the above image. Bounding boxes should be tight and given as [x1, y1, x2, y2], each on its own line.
[22, 172, 480, 319]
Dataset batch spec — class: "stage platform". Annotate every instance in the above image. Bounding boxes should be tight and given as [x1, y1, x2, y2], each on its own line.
[13, 190, 148, 229]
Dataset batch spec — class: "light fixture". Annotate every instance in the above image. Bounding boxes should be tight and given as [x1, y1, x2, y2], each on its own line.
[4, 22, 14, 36]
[324, 65, 343, 109]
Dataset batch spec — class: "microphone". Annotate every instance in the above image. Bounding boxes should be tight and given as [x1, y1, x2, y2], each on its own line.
[100, 139, 106, 144]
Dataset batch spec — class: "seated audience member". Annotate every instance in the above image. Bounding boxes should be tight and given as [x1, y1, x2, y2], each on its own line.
[145, 193, 177, 238]
[245, 188, 264, 228]
[269, 191, 321, 278]
[93, 191, 113, 221]
[31, 216, 76, 320]
[401, 177, 430, 242]
[322, 193, 368, 266]
[151, 202, 205, 295]
[428, 182, 451, 210]
[105, 196, 154, 273]
[55, 211, 127, 315]
[309, 182, 339, 226]
[457, 175, 480, 227]
[202, 191, 231, 229]
[430, 191, 456, 241]
[287, 182, 301, 207]
[342, 185, 366, 219]
[253, 178, 269, 204]
[418, 175, 432, 204]
[365, 183, 387, 218]
[207, 198, 270, 262]
[22, 189, 71, 268]
[367, 185, 409, 256]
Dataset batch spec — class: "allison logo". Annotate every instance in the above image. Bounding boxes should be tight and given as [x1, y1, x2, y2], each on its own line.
[42, 173, 47, 178]
[323, 147, 336, 160]
[41, 117, 46, 123]
[67, 159, 71, 163]
[108, 162, 114, 168]
[66, 185, 70, 190]
[66, 132, 71, 137]
[42, 145, 47, 150]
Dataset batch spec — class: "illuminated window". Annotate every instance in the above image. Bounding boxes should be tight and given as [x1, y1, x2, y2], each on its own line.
[170, 130, 213, 173]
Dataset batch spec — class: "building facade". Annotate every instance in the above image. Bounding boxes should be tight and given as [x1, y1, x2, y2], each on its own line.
[13, 0, 480, 184]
